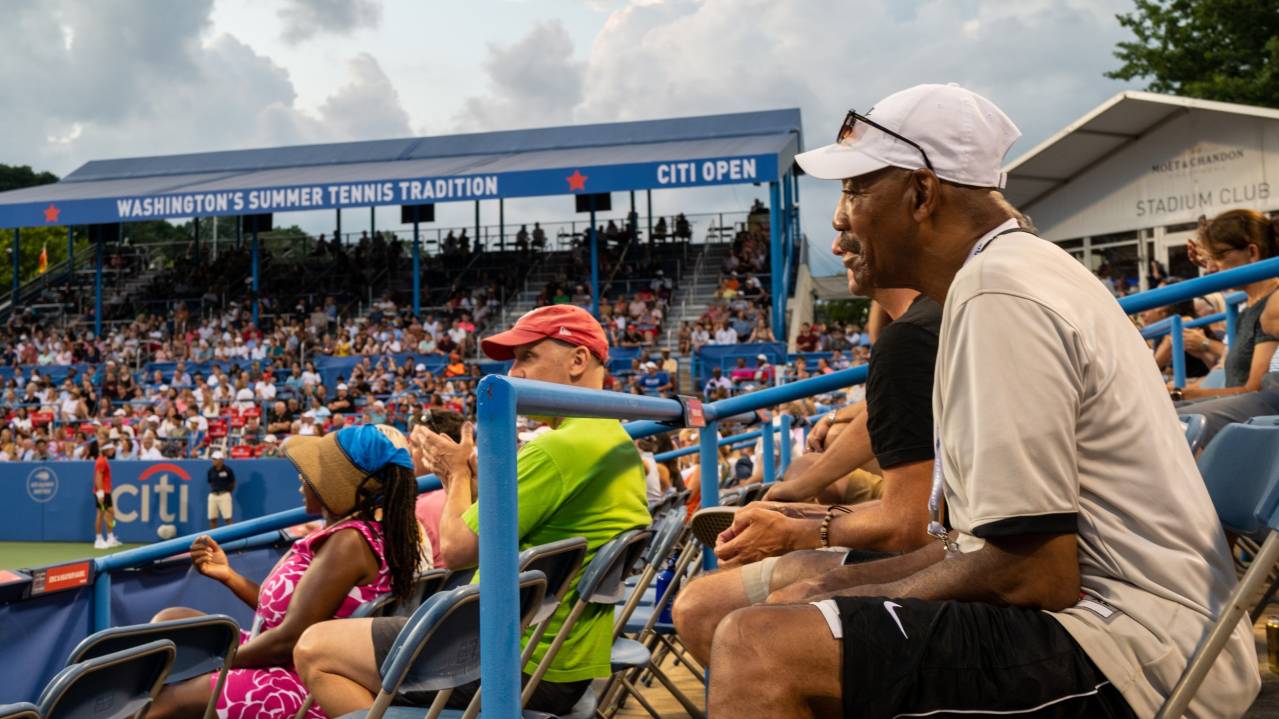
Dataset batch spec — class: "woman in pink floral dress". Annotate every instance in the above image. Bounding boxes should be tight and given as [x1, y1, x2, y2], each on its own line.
[147, 425, 424, 719]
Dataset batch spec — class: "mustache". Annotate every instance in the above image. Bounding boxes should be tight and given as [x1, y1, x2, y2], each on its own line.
[837, 234, 863, 255]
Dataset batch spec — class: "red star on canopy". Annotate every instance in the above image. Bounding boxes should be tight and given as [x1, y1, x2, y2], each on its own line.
[566, 169, 588, 192]
[42, 203, 60, 223]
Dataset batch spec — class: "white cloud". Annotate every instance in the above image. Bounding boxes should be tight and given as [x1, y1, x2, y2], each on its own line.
[277, 0, 383, 43]
[0, 0, 410, 175]
[453, 20, 585, 131]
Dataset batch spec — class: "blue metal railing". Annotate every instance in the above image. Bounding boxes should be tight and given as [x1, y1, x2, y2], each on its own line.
[475, 364, 868, 717]
[90, 474, 443, 631]
[1125, 258, 1279, 388]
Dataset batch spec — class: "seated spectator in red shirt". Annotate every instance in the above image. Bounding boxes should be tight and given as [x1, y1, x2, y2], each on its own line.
[796, 322, 820, 352]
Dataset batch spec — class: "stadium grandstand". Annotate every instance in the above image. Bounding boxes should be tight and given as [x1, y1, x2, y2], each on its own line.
[2, 82, 1279, 719]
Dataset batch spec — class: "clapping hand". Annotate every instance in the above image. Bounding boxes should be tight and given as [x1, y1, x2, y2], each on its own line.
[410, 422, 476, 485]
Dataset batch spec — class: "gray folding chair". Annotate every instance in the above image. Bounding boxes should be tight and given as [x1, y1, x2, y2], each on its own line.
[605, 524, 706, 719]
[1157, 423, 1279, 717]
[457, 537, 589, 719]
[65, 614, 239, 719]
[0, 704, 39, 719]
[347, 570, 549, 719]
[396, 569, 451, 617]
[39, 639, 175, 719]
[521, 530, 653, 711]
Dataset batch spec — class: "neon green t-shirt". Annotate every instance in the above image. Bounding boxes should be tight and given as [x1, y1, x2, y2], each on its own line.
[462, 417, 649, 682]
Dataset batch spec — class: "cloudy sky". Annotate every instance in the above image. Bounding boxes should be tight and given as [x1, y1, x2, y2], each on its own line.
[3, 0, 1140, 275]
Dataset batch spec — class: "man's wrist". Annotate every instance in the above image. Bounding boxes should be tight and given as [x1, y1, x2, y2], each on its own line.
[786, 518, 823, 551]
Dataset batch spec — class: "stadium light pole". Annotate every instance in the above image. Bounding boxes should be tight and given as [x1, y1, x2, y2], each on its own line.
[94, 226, 107, 339]
[646, 189, 653, 242]
[251, 223, 260, 327]
[11, 226, 20, 308]
[769, 181, 783, 338]
[412, 216, 421, 318]
[590, 197, 600, 318]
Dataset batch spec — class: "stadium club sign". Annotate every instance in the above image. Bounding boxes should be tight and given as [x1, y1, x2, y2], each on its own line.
[0, 153, 778, 228]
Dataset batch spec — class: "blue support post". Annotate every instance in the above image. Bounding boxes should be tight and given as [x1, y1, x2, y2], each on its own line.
[590, 205, 600, 318]
[95, 227, 106, 339]
[476, 376, 521, 719]
[412, 220, 421, 318]
[193, 217, 200, 261]
[1170, 314, 1186, 389]
[370, 206, 376, 239]
[66, 226, 74, 283]
[769, 182, 784, 339]
[499, 198, 505, 252]
[761, 413, 776, 484]
[93, 570, 111, 631]
[787, 168, 798, 248]
[335, 209, 342, 246]
[11, 226, 20, 307]
[779, 413, 793, 476]
[699, 422, 721, 569]
[474, 201, 481, 252]
[251, 227, 260, 327]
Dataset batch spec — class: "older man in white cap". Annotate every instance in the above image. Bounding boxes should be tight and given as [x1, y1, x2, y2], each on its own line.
[704, 84, 1258, 718]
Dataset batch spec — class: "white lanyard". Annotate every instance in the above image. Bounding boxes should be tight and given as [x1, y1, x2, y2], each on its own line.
[927, 220, 1022, 554]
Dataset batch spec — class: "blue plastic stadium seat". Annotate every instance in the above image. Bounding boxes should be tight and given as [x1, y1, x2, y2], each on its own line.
[39, 639, 176, 719]
[1247, 415, 1279, 427]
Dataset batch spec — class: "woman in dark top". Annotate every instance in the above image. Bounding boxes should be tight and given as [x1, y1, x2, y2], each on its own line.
[1174, 210, 1279, 446]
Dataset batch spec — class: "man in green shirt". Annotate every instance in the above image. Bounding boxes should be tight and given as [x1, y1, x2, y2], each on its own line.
[294, 304, 649, 717]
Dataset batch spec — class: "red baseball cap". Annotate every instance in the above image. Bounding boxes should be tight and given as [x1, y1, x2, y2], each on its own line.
[481, 305, 610, 363]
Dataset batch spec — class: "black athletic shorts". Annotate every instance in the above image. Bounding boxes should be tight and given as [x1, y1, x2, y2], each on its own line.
[370, 616, 590, 716]
[96, 493, 113, 511]
[823, 596, 1136, 719]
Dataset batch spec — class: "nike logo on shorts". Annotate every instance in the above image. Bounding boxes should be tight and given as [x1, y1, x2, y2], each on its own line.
[883, 600, 908, 639]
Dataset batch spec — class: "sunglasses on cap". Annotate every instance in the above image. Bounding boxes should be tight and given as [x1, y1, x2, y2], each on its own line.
[836, 110, 934, 173]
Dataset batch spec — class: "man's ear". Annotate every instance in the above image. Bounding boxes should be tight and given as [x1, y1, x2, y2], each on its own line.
[568, 345, 591, 381]
[908, 169, 940, 222]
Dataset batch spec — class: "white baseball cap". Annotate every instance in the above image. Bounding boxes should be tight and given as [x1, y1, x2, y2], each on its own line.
[796, 83, 1021, 188]
[212, 450, 225, 460]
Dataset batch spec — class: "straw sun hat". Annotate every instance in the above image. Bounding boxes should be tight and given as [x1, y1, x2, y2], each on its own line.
[283, 424, 414, 516]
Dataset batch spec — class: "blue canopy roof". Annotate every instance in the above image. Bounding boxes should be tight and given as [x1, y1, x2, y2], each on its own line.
[0, 109, 802, 228]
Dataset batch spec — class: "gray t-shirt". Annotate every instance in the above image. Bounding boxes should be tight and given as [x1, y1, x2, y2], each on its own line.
[934, 231, 1258, 717]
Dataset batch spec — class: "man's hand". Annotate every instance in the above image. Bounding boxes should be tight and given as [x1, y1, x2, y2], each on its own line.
[763, 480, 806, 503]
[806, 415, 833, 452]
[411, 422, 475, 482]
[715, 504, 817, 568]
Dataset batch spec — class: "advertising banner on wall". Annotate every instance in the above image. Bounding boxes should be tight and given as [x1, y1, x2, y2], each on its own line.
[0, 459, 304, 543]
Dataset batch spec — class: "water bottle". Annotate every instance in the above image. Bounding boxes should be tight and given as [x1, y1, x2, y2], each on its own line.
[654, 555, 678, 624]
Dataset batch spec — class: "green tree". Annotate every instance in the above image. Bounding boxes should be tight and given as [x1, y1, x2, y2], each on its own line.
[1106, 0, 1279, 108]
[0, 164, 58, 193]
